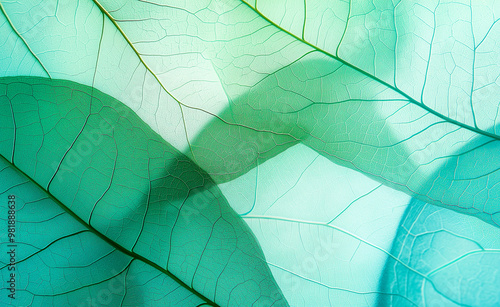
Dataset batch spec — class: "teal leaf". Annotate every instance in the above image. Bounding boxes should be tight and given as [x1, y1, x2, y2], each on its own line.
[0, 76, 286, 306]
[378, 131, 500, 305]
[379, 198, 500, 306]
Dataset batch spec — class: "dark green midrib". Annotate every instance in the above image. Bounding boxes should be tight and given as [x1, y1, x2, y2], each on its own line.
[0, 154, 219, 307]
[241, 1, 500, 142]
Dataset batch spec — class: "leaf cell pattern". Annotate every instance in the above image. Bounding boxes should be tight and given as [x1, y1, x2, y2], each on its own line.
[0, 0, 499, 306]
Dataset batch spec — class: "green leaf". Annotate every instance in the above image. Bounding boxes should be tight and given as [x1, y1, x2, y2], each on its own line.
[249, 0, 500, 132]
[2, 0, 498, 224]
[0, 156, 208, 306]
[0, 76, 286, 306]
[1, 0, 500, 305]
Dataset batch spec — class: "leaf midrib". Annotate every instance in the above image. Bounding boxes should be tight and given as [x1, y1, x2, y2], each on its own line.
[0, 154, 219, 307]
[241, 1, 500, 142]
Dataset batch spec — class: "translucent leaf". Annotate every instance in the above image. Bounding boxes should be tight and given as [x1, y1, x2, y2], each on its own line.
[1, 0, 500, 305]
[1, 0, 498, 224]
[219, 144, 412, 306]
[379, 198, 500, 306]
[0, 76, 285, 306]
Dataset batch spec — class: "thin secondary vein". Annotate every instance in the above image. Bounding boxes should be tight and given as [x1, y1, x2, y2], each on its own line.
[0, 2, 52, 78]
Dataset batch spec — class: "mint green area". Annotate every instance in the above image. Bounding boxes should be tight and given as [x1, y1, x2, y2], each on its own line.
[218, 143, 411, 306]
[190, 54, 407, 184]
[379, 198, 500, 306]
[0, 76, 286, 306]
[0, 157, 205, 306]
[0, 7, 48, 78]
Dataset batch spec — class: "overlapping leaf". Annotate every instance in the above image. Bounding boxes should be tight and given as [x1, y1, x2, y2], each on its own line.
[1, 0, 500, 306]
[2, 0, 499, 224]
[248, 0, 500, 132]
[0, 77, 285, 306]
